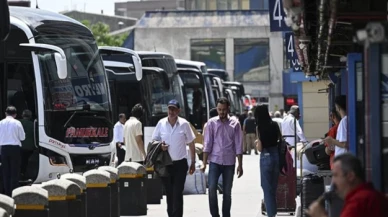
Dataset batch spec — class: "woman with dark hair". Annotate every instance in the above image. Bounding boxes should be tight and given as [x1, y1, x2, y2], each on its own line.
[255, 104, 281, 217]
[324, 108, 341, 169]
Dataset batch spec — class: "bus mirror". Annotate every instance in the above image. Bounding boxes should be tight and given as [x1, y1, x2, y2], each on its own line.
[19, 43, 68, 79]
[0, 0, 10, 41]
[54, 52, 68, 79]
[132, 55, 142, 81]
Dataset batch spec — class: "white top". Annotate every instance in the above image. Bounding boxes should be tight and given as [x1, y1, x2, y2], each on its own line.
[124, 117, 144, 162]
[0, 116, 25, 146]
[335, 115, 348, 156]
[281, 114, 307, 146]
[152, 117, 196, 161]
[113, 121, 124, 143]
[272, 117, 283, 131]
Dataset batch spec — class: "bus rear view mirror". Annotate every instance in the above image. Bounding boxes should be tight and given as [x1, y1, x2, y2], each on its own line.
[132, 56, 142, 81]
[0, 0, 10, 41]
[20, 43, 68, 79]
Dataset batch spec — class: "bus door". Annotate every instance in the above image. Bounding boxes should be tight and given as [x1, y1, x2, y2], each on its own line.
[141, 67, 170, 148]
[178, 68, 208, 131]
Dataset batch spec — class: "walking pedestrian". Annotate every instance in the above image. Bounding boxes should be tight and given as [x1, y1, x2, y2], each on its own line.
[201, 97, 243, 217]
[255, 104, 282, 217]
[151, 99, 196, 217]
[114, 113, 126, 166]
[124, 104, 146, 164]
[243, 110, 257, 155]
[0, 106, 25, 197]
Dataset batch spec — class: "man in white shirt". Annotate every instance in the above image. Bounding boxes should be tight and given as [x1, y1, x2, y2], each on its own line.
[324, 95, 348, 156]
[124, 104, 146, 164]
[281, 105, 307, 147]
[281, 106, 307, 167]
[114, 113, 126, 166]
[152, 99, 196, 217]
[0, 106, 25, 196]
[272, 111, 283, 131]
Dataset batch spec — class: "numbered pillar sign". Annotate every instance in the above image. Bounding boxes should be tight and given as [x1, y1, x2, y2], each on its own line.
[269, 0, 290, 32]
[284, 32, 302, 72]
[285, 32, 296, 60]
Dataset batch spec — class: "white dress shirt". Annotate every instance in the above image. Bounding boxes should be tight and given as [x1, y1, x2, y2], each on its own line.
[0, 116, 25, 146]
[113, 121, 124, 143]
[281, 114, 307, 146]
[152, 117, 196, 161]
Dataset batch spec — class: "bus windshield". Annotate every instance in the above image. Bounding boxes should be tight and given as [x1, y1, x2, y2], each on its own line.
[141, 56, 186, 118]
[36, 35, 112, 144]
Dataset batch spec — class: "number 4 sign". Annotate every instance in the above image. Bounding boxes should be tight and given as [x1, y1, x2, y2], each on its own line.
[285, 32, 297, 60]
[269, 0, 290, 32]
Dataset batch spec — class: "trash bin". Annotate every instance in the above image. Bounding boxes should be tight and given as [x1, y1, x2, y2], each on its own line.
[41, 179, 82, 217]
[0, 208, 9, 217]
[12, 186, 49, 217]
[117, 162, 147, 216]
[61, 173, 87, 217]
[83, 169, 111, 217]
[0, 194, 14, 216]
[145, 167, 162, 204]
[98, 166, 119, 217]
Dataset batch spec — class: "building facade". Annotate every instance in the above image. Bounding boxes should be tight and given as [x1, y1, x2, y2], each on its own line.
[115, 0, 185, 19]
[185, 0, 268, 10]
[125, 10, 284, 111]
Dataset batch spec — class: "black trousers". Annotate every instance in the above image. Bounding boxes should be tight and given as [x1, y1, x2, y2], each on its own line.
[116, 143, 125, 166]
[161, 158, 188, 217]
[20, 149, 33, 178]
[1, 145, 21, 197]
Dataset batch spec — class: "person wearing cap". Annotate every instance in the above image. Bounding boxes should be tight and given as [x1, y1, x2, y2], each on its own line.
[0, 106, 26, 197]
[152, 99, 196, 217]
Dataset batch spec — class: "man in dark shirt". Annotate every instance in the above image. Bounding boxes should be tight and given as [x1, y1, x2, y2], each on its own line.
[19, 109, 35, 181]
[306, 153, 388, 217]
[243, 111, 257, 155]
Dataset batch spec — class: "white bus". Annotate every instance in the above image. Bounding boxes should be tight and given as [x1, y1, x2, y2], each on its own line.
[0, 7, 113, 184]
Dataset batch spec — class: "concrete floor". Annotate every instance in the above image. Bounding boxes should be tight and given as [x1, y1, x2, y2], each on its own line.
[140, 154, 300, 217]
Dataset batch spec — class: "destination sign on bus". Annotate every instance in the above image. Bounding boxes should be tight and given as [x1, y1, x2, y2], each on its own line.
[50, 75, 108, 110]
[65, 127, 109, 138]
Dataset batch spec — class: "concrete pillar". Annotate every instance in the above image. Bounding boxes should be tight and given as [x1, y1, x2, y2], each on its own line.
[269, 31, 284, 111]
[225, 38, 234, 81]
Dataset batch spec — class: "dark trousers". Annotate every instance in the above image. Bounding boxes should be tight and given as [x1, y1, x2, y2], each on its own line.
[20, 149, 33, 178]
[208, 162, 235, 217]
[116, 143, 125, 166]
[161, 158, 188, 217]
[1, 145, 21, 197]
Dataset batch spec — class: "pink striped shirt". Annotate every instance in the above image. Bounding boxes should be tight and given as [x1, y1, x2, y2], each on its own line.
[203, 116, 243, 165]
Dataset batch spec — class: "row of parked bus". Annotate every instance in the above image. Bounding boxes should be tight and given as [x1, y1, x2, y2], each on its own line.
[0, 6, 255, 186]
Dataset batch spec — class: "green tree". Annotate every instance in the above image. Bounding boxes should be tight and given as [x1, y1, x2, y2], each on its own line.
[81, 20, 128, 47]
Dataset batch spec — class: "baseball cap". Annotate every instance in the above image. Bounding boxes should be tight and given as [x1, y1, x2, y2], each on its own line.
[168, 99, 180, 109]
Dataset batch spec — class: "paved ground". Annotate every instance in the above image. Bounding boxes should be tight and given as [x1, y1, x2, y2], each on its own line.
[139, 154, 299, 217]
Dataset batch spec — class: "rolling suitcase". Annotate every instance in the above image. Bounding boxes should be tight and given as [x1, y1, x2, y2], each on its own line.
[261, 117, 298, 215]
[301, 174, 325, 217]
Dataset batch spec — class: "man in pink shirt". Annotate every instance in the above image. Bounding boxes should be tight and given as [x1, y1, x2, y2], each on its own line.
[201, 97, 243, 217]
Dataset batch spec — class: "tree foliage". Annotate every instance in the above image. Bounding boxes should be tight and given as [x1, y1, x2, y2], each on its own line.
[81, 20, 128, 47]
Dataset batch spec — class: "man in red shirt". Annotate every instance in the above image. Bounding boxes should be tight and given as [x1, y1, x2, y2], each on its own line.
[306, 153, 388, 217]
